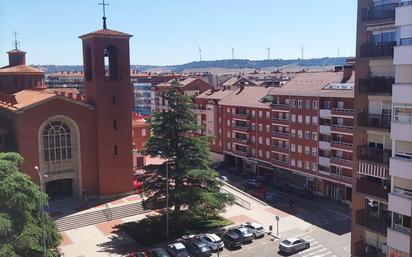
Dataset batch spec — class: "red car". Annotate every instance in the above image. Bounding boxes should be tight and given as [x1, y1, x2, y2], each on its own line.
[252, 189, 266, 199]
[126, 252, 149, 257]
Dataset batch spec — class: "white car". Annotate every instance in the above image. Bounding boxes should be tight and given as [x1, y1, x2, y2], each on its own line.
[198, 233, 224, 251]
[243, 222, 265, 238]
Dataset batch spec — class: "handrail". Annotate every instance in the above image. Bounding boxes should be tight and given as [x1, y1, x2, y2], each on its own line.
[220, 187, 251, 210]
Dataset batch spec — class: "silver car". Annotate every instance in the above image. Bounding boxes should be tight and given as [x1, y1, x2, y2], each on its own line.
[279, 237, 310, 254]
[198, 233, 224, 251]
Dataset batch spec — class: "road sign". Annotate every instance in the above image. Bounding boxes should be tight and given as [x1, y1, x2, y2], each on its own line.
[276, 216, 279, 221]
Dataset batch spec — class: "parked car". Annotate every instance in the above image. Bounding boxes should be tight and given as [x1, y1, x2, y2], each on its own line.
[221, 231, 243, 249]
[274, 182, 293, 193]
[167, 243, 189, 257]
[181, 238, 212, 257]
[279, 237, 310, 254]
[219, 175, 228, 182]
[251, 188, 266, 199]
[147, 248, 170, 257]
[265, 191, 277, 203]
[126, 252, 149, 257]
[198, 233, 224, 251]
[229, 227, 254, 243]
[242, 222, 265, 238]
[246, 179, 262, 188]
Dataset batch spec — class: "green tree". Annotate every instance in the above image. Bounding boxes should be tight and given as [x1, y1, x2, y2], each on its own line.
[142, 80, 234, 219]
[0, 152, 61, 257]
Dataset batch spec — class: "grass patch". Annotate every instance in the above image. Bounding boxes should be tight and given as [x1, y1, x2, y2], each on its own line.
[119, 212, 232, 247]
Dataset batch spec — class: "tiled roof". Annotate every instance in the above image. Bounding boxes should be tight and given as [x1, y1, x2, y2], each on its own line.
[268, 71, 354, 98]
[79, 29, 132, 39]
[0, 64, 44, 74]
[196, 88, 236, 101]
[155, 77, 199, 88]
[219, 87, 272, 108]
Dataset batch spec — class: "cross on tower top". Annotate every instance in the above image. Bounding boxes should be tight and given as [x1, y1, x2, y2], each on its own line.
[12, 31, 20, 50]
[98, 0, 109, 29]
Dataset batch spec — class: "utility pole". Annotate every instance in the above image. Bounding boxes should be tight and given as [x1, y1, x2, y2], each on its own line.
[198, 47, 202, 62]
[301, 45, 304, 60]
[232, 48, 235, 60]
[266, 47, 270, 60]
[35, 166, 48, 257]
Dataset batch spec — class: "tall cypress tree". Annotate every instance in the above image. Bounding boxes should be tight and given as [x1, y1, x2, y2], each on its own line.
[0, 152, 61, 257]
[142, 80, 234, 219]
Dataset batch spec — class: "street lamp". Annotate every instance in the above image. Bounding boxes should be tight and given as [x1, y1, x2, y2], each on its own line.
[158, 151, 170, 244]
[35, 166, 48, 257]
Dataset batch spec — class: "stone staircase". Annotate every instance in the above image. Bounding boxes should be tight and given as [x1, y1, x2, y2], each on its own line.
[55, 202, 149, 231]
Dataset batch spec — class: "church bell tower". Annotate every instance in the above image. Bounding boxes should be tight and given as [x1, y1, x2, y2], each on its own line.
[79, 12, 133, 195]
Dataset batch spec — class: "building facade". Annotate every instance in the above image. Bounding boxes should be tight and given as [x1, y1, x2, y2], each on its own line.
[352, 1, 412, 257]
[194, 69, 355, 202]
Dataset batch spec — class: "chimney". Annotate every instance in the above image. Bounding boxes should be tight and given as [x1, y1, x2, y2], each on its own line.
[7, 50, 26, 67]
[342, 65, 353, 83]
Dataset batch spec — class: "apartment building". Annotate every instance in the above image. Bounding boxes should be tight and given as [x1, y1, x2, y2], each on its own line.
[150, 77, 212, 113]
[194, 69, 355, 202]
[352, 1, 412, 257]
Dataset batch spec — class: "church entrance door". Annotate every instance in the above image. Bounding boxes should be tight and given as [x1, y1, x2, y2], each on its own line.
[46, 179, 74, 200]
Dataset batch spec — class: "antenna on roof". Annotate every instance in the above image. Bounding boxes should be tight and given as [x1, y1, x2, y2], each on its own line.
[98, 0, 109, 29]
[198, 47, 202, 62]
[12, 31, 20, 50]
[232, 47, 235, 60]
[266, 47, 270, 60]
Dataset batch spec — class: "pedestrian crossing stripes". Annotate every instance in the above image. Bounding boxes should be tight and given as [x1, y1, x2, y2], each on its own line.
[298, 236, 338, 257]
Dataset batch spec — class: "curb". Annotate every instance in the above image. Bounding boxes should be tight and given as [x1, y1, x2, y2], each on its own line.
[221, 180, 269, 206]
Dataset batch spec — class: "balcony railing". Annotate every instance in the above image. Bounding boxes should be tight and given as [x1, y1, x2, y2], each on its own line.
[357, 113, 391, 130]
[233, 112, 251, 119]
[332, 107, 354, 114]
[272, 131, 290, 138]
[272, 117, 290, 123]
[357, 145, 391, 164]
[232, 125, 251, 132]
[271, 103, 290, 109]
[273, 159, 289, 167]
[356, 177, 390, 199]
[354, 241, 386, 257]
[272, 145, 289, 152]
[233, 137, 249, 144]
[331, 140, 353, 148]
[356, 209, 391, 234]
[360, 42, 396, 58]
[331, 156, 353, 166]
[331, 124, 354, 131]
[361, 4, 396, 22]
[358, 77, 394, 94]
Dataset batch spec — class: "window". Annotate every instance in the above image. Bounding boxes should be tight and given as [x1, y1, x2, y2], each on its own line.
[113, 120, 117, 130]
[297, 145, 302, 153]
[305, 116, 310, 124]
[266, 111, 270, 119]
[304, 131, 311, 139]
[252, 110, 256, 117]
[297, 100, 303, 108]
[42, 120, 72, 162]
[304, 161, 310, 170]
[305, 100, 310, 109]
[312, 116, 318, 125]
[251, 136, 256, 143]
[305, 146, 310, 155]
[312, 100, 318, 109]
[291, 129, 296, 137]
[227, 120, 230, 126]
[298, 130, 303, 138]
[227, 131, 231, 138]
[114, 145, 118, 155]
[259, 150, 263, 157]
[219, 117, 222, 123]
[266, 151, 270, 159]
[103, 45, 119, 80]
[259, 137, 263, 144]
[312, 132, 318, 141]
[291, 159, 296, 166]
[297, 160, 302, 168]
[85, 46, 93, 81]
[227, 143, 231, 149]
[311, 162, 317, 172]
[291, 144, 296, 152]
[259, 111, 263, 118]
[266, 125, 270, 132]
[298, 115, 303, 123]
[291, 114, 296, 123]
[227, 108, 231, 113]
[291, 99, 296, 108]
[266, 138, 270, 146]
[251, 148, 255, 155]
[312, 147, 317, 156]
[259, 124, 263, 131]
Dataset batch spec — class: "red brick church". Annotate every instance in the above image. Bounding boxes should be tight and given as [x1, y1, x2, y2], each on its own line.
[0, 26, 134, 199]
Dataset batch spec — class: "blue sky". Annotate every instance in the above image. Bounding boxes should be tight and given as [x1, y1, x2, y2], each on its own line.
[0, 0, 357, 66]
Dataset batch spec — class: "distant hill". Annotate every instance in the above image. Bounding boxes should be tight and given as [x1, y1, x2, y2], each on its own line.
[35, 57, 349, 74]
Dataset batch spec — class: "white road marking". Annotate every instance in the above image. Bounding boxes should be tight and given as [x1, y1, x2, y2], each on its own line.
[316, 251, 333, 257]
[302, 248, 329, 257]
[299, 244, 323, 254]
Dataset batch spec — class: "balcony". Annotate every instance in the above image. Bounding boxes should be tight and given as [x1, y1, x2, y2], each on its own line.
[319, 125, 331, 135]
[232, 125, 251, 132]
[271, 145, 289, 153]
[356, 177, 390, 199]
[390, 154, 412, 180]
[319, 140, 331, 150]
[354, 241, 386, 257]
[330, 156, 353, 167]
[272, 116, 290, 124]
[319, 156, 330, 167]
[357, 145, 391, 165]
[388, 191, 412, 217]
[232, 149, 249, 158]
[330, 140, 353, 151]
[271, 103, 290, 110]
[331, 107, 354, 116]
[357, 113, 391, 130]
[387, 227, 411, 254]
[331, 124, 354, 133]
[272, 131, 290, 139]
[358, 77, 394, 94]
[232, 137, 250, 145]
[272, 159, 289, 168]
[355, 209, 391, 234]
[320, 109, 331, 119]
[233, 112, 251, 119]
[392, 120, 412, 141]
[360, 42, 396, 58]
[361, 4, 396, 22]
